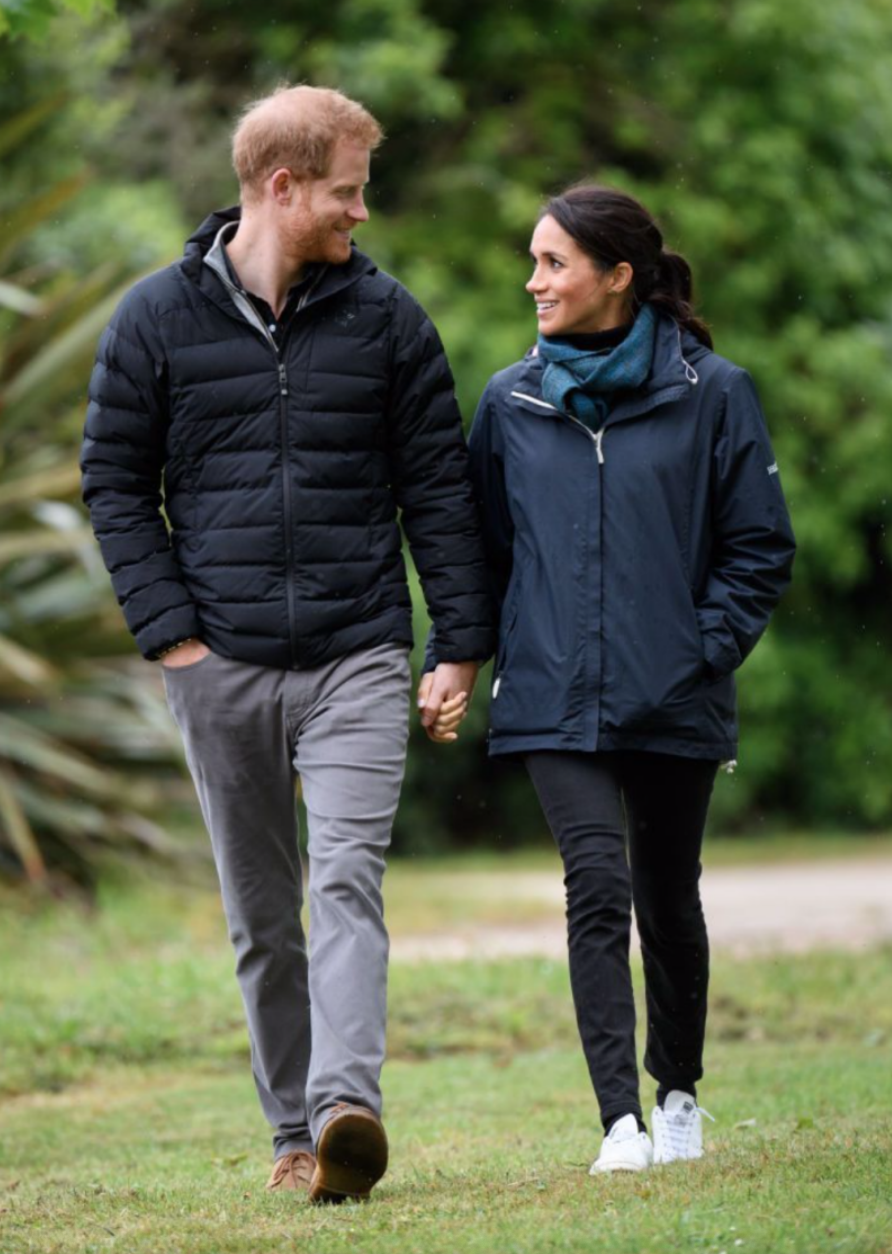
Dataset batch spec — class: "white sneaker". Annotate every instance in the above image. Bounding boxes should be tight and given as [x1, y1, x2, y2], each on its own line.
[589, 1113, 654, 1174]
[652, 1090, 714, 1164]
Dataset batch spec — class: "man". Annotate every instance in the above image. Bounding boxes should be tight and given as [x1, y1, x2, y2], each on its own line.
[81, 85, 492, 1203]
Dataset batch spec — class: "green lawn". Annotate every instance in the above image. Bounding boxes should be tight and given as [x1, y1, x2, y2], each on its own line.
[1, 867, 891, 1253]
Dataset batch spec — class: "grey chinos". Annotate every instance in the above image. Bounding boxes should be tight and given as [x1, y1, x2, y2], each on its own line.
[162, 643, 411, 1158]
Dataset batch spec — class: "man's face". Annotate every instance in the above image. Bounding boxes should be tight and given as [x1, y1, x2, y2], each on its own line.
[283, 139, 371, 265]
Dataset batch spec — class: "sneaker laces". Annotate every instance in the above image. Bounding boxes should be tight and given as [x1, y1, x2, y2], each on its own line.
[659, 1102, 715, 1157]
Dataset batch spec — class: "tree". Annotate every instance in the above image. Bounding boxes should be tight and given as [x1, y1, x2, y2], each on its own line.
[4, 0, 892, 868]
[0, 0, 112, 42]
[0, 84, 194, 883]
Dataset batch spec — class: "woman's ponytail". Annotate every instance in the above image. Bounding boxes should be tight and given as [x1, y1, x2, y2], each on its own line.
[647, 250, 713, 349]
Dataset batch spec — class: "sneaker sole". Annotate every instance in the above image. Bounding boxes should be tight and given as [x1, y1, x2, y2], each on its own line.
[309, 1110, 389, 1204]
[591, 1156, 652, 1174]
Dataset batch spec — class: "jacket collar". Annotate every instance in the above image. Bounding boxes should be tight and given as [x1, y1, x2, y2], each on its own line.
[509, 313, 707, 423]
[181, 205, 377, 320]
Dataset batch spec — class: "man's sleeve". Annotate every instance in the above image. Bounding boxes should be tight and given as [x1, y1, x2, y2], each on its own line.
[421, 382, 513, 674]
[695, 368, 796, 679]
[386, 289, 496, 666]
[466, 382, 514, 611]
[80, 285, 201, 659]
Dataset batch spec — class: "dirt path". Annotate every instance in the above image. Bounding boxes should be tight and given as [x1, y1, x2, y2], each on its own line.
[390, 856, 892, 962]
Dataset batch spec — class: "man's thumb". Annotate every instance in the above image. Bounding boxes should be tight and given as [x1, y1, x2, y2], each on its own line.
[417, 671, 435, 709]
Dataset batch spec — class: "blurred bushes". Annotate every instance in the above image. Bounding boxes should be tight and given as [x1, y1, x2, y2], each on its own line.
[2, 0, 892, 873]
[0, 49, 192, 882]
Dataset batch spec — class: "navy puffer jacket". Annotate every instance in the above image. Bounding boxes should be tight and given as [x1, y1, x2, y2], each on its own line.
[82, 207, 494, 668]
[472, 314, 796, 760]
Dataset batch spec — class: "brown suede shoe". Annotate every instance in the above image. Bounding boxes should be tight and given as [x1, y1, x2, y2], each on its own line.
[266, 1149, 316, 1192]
[308, 1104, 389, 1204]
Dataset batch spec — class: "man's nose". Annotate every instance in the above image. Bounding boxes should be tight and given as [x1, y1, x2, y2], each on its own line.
[349, 193, 370, 223]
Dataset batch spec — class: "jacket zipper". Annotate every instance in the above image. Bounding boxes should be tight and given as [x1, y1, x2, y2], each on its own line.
[493, 393, 605, 712]
[510, 390, 606, 461]
[510, 391, 604, 746]
[202, 258, 302, 666]
[276, 358, 298, 668]
[210, 266, 326, 670]
[235, 303, 301, 670]
[275, 270, 327, 668]
[569, 417, 606, 464]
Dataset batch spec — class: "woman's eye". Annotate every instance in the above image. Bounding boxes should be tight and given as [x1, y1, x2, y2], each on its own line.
[551, 259, 563, 270]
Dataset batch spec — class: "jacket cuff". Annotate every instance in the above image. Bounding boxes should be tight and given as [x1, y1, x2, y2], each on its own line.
[422, 628, 438, 675]
[138, 606, 203, 661]
[432, 628, 496, 667]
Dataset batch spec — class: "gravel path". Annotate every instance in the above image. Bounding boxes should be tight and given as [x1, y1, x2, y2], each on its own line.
[391, 856, 892, 962]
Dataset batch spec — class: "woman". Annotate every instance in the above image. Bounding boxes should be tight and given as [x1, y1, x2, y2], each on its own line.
[425, 185, 795, 1173]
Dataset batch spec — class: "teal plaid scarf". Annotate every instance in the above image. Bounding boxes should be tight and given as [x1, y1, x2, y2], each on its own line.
[538, 303, 658, 427]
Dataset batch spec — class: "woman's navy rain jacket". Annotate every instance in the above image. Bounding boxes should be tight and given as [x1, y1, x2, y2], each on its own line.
[471, 314, 796, 760]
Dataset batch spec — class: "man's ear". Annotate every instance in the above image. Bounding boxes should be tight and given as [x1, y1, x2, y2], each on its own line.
[269, 167, 296, 204]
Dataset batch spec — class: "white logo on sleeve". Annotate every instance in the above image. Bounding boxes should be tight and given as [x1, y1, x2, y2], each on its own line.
[767, 462, 779, 476]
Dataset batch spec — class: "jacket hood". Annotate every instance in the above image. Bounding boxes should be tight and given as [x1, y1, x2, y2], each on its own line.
[183, 205, 243, 257]
[650, 313, 709, 387]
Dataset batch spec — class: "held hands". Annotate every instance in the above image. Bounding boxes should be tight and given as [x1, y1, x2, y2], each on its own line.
[158, 638, 210, 668]
[417, 661, 479, 744]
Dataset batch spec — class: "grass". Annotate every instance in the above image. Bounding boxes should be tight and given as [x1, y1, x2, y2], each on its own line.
[1, 865, 891, 1253]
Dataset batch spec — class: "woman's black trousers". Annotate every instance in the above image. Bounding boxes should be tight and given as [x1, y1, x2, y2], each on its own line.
[524, 750, 718, 1131]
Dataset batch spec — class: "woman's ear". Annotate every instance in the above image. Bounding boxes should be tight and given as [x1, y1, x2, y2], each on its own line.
[608, 261, 634, 296]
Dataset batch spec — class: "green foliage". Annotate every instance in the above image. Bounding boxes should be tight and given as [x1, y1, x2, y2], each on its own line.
[4, 0, 892, 867]
[0, 84, 193, 882]
[305, 0, 463, 121]
[384, 0, 892, 836]
[0, 0, 113, 42]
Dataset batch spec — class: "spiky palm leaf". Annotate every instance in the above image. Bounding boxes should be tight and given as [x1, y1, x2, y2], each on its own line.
[0, 135, 192, 886]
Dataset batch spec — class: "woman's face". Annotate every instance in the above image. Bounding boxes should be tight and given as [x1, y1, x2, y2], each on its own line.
[527, 215, 631, 336]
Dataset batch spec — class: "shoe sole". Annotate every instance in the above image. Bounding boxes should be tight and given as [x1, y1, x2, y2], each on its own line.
[309, 1110, 389, 1204]
[591, 1160, 651, 1174]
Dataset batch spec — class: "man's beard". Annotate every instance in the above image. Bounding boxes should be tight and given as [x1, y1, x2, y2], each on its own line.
[284, 209, 352, 266]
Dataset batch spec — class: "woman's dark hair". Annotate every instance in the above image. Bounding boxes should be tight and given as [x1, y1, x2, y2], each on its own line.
[541, 184, 713, 349]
